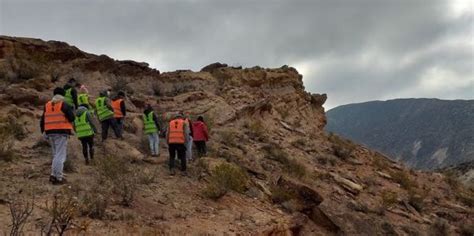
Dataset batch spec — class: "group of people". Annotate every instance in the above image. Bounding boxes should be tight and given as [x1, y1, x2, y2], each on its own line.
[40, 79, 209, 185]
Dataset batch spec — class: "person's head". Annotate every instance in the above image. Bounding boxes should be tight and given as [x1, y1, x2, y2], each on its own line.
[79, 85, 89, 94]
[99, 90, 108, 97]
[53, 87, 65, 96]
[144, 103, 152, 110]
[67, 78, 77, 86]
[197, 116, 204, 122]
[117, 91, 125, 98]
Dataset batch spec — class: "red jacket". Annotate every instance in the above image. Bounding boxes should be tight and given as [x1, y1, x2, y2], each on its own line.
[192, 121, 209, 141]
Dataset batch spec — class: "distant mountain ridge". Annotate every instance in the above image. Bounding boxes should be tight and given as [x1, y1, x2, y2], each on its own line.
[326, 98, 474, 170]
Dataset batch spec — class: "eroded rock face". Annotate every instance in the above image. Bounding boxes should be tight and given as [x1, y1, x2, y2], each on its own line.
[0, 36, 472, 235]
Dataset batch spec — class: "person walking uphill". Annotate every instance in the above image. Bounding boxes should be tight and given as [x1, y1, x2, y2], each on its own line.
[95, 90, 122, 142]
[40, 87, 75, 185]
[166, 114, 190, 176]
[143, 104, 161, 157]
[63, 78, 78, 110]
[184, 113, 194, 161]
[112, 91, 126, 137]
[192, 116, 209, 157]
[74, 104, 97, 165]
[77, 85, 93, 111]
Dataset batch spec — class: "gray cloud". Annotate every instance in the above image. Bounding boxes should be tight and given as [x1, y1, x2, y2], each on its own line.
[1, 0, 472, 108]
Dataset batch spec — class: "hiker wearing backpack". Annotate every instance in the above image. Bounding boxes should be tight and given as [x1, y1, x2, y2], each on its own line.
[143, 104, 161, 157]
[63, 78, 78, 110]
[74, 104, 97, 165]
[192, 116, 209, 157]
[40, 87, 75, 185]
[112, 91, 126, 137]
[166, 113, 190, 176]
[95, 90, 122, 141]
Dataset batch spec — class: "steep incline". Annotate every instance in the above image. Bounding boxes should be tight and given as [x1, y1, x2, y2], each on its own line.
[0, 36, 472, 235]
[326, 98, 474, 170]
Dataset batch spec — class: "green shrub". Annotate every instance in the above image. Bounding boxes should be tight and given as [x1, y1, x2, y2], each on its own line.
[203, 162, 249, 199]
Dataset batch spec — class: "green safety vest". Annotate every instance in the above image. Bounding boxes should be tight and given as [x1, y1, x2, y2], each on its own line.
[143, 112, 158, 134]
[74, 112, 94, 138]
[95, 97, 114, 121]
[77, 93, 89, 106]
[64, 88, 75, 107]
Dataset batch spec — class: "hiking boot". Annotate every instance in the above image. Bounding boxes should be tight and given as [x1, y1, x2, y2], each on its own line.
[52, 178, 67, 185]
[49, 175, 56, 183]
[85, 159, 90, 165]
[170, 169, 176, 176]
[180, 171, 188, 177]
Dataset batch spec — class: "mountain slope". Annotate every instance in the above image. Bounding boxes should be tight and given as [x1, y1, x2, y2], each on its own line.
[0, 36, 473, 235]
[326, 98, 474, 170]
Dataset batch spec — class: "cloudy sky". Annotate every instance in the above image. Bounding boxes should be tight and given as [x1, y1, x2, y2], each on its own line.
[0, 0, 472, 108]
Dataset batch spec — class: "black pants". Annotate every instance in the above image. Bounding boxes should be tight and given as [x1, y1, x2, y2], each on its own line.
[79, 136, 94, 160]
[101, 118, 122, 141]
[169, 143, 186, 171]
[116, 118, 124, 136]
[194, 141, 207, 157]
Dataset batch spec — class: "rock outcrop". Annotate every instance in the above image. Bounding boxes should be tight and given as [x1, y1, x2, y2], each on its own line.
[0, 36, 472, 235]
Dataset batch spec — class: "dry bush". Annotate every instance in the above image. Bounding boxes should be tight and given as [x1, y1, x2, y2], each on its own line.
[245, 120, 267, 141]
[373, 155, 389, 170]
[456, 190, 474, 207]
[151, 81, 164, 97]
[110, 75, 134, 95]
[291, 138, 307, 149]
[328, 133, 356, 160]
[430, 219, 449, 236]
[270, 185, 296, 204]
[0, 119, 17, 162]
[42, 191, 79, 235]
[381, 190, 398, 208]
[219, 130, 237, 147]
[79, 184, 110, 219]
[263, 144, 307, 178]
[95, 156, 138, 207]
[203, 162, 249, 200]
[7, 58, 42, 82]
[8, 188, 35, 236]
[390, 170, 417, 190]
[275, 106, 290, 119]
[408, 189, 426, 212]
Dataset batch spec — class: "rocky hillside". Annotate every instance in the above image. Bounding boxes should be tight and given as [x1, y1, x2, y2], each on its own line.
[326, 98, 474, 170]
[0, 36, 472, 235]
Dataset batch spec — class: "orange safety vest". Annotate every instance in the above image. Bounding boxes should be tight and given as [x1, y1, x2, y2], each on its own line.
[112, 99, 124, 118]
[44, 101, 73, 131]
[168, 119, 185, 144]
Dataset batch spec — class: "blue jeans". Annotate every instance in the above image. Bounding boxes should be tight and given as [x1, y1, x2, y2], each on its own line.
[147, 133, 159, 156]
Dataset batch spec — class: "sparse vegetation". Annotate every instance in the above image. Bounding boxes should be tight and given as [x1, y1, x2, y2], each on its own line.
[291, 138, 307, 149]
[373, 155, 389, 170]
[328, 133, 356, 160]
[79, 184, 110, 219]
[270, 185, 296, 204]
[95, 156, 138, 207]
[203, 162, 249, 199]
[263, 144, 307, 178]
[0, 117, 18, 162]
[390, 170, 417, 190]
[408, 189, 426, 212]
[381, 190, 398, 208]
[276, 106, 290, 119]
[245, 120, 267, 141]
[111, 75, 134, 95]
[8, 188, 35, 236]
[42, 191, 79, 235]
[219, 130, 237, 147]
[430, 219, 449, 236]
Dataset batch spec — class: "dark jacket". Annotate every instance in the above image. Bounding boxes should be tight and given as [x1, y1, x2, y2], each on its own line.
[144, 107, 160, 132]
[40, 95, 75, 135]
[63, 84, 78, 108]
